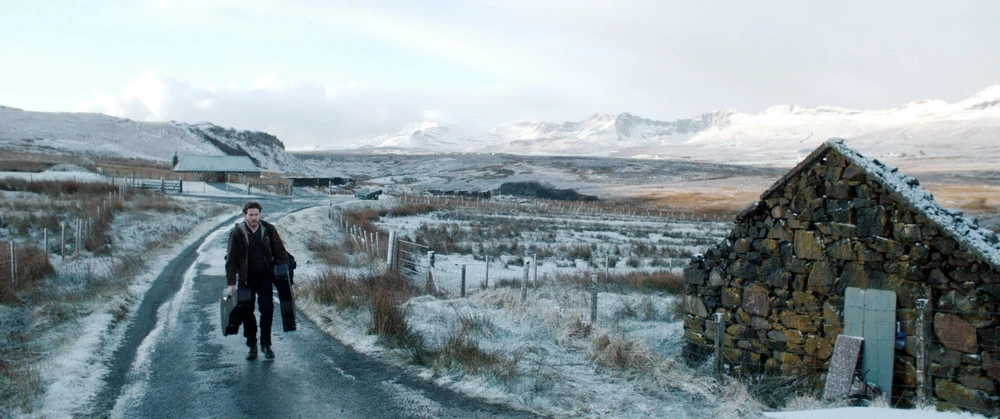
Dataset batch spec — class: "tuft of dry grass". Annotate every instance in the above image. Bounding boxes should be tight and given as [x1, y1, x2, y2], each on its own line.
[303, 268, 368, 309]
[0, 360, 41, 414]
[0, 242, 55, 305]
[589, 332, 656, 371]
[389, 203, 439, 217]
[0, 178, 117, 197]
[306, 236, 349, 266]
[342, 208, 389, 234]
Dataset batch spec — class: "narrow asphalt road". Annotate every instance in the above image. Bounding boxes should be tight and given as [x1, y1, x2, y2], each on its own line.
[91, 195, 536, 418]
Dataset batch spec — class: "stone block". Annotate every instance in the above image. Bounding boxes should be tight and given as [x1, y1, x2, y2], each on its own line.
[708, 267, 725, 287]
[933, 313, 979, 353]
[805, 335, 834, 359]
[684, 314, 705, 333]
[722, 287, 742, 308]
[839, 262, 869, 290]
[780, 352, 804, 375]
[751, 316, 770, 330]
[808, 260, 836, 295]
[934, 380, 993, 413]
[791, 290, 821, 313]
[897, 358, 917, 388]
[984, 352, 1000, 381]
[940, 290, 977, 313]
[684, 266, 707, 285]
[779, 311, 817, 333]
[959, 374, 996, 393]
[893, 223, 922, 242]
[842, 164, 865, 181]
[742, 284, 771, 317]
[826, 238, 858, 260]
[856, 206, 887, 237]
[727, 259, 757, 279]
[867, 236, 905, 255]
[825, 182, 853, 200]
[932, 237, 957, 254]
[734, 237, 752, 254]
[794, 230, 825, 260]
[687, 296, 709, 318]
[816, 222, 857, 237]
[859, 248, 884, 262]
[769, 223, 794, 242]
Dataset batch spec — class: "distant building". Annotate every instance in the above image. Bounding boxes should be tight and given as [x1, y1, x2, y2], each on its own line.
[173, 155, 260, 182]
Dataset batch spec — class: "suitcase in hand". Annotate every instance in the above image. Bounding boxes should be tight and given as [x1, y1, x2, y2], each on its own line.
[275, 278, 296, 332]
[220, 294, 240, 336]
[220, 287, 253, 336]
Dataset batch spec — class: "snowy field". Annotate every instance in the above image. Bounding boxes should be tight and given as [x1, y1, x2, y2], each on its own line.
[277, 198, 992, 418]
[1, 168, 993, 418]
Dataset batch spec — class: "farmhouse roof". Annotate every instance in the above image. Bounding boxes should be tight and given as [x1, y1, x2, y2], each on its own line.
[173, 155, 260, 173]
[751, 138, 1000, 272]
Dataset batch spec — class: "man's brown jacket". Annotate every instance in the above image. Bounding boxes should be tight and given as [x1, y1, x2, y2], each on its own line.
[225, 219, 290, 286]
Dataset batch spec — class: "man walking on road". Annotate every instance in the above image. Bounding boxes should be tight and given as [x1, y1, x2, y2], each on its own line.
[226, 201, 290, 360]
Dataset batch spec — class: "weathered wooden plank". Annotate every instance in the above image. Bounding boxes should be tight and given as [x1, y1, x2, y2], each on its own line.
[822, 335, 865, 400]
[862, 288, 896, 395]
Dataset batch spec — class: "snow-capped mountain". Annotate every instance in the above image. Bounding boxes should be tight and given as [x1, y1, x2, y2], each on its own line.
[0, 106, 308, 174]
[475, 86, 1000, 166]
[325, 85, 1000, 168]
[333, 121, 488, 153]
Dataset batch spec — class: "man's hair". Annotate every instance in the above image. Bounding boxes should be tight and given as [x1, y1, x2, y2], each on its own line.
[242, 201, 263, 214]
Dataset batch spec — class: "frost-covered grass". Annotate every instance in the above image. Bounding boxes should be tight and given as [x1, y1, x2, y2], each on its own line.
[0, 181, 230, 415]
[290, 199, 746, 417]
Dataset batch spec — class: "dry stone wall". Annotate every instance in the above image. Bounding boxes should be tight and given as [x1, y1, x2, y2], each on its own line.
[683, 146, 1000, 413]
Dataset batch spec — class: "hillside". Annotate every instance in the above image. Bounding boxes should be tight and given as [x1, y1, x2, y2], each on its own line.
[0, 106, 308, 174]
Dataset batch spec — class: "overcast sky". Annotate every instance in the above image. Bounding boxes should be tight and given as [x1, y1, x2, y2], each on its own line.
[2, 0, 999, 149]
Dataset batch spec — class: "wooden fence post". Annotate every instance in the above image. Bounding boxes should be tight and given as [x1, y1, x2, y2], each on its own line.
[61, 222, 66, 261]
[590, 274, 598, 323]
[521, 260, 529, 301]
[484, 255, 490, 289]
[461, 264, 466, 298]
[386, 231, 397, 268]
[9, 241, 15, 286]
[714, 312, 724, 381]
[916, 298, 931, 405]
[533, 253, 537, 283]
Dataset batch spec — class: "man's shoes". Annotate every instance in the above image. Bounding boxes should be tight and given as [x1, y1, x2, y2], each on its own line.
[262, 345, 275, 359]
[246, 346, 258, 360]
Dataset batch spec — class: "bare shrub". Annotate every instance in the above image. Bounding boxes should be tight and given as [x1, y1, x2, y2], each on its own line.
[306, 235, 348, 266]
[0, 360, 41, 414]
[342, 208, 388, 234]
[0, 178, 116, 197]
[604, 271, 685, 294]
[303, 268, 367, 309]
[367, 271, 411, 339]
[589, 332, 656, 371]
[389, 203, 438, 217]
[556, 314, 593, 347]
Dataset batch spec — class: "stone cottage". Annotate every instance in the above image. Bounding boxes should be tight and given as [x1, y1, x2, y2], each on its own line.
[683, 139, 1000, 413]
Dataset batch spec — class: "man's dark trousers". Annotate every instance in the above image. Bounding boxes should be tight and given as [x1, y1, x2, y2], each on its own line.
[241, 274, 274, 348]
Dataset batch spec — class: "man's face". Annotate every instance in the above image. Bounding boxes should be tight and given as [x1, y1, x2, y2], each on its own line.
[244, 208, 261, 229]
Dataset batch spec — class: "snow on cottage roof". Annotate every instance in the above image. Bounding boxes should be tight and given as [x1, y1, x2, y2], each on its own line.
[173, 155, 259, 173]
[759, 138, 1000, 272]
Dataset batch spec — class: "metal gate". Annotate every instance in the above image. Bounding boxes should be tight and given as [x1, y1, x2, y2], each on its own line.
[392, 239, 432, 286]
